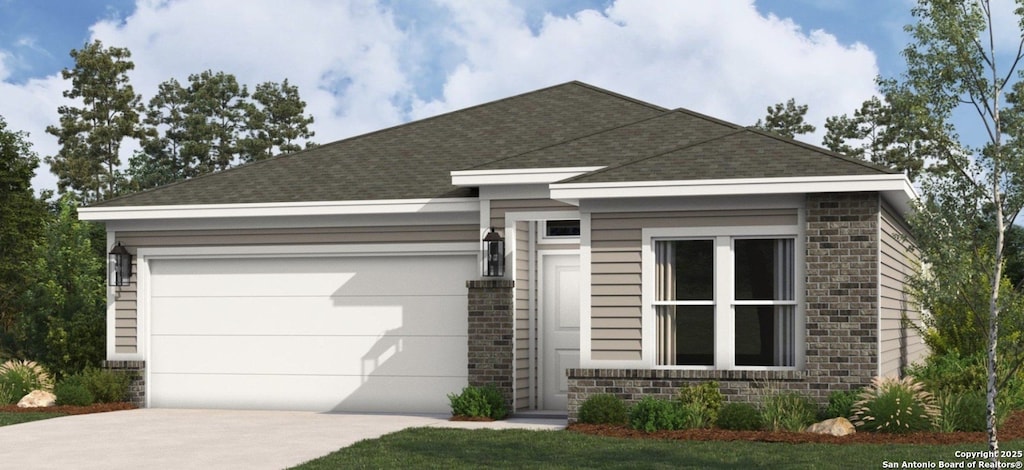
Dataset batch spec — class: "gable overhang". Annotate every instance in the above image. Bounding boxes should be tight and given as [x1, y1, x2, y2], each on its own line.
[451, 167, 606, 186]
[78, 197, 481, 222]
[550, 174, 917, 214]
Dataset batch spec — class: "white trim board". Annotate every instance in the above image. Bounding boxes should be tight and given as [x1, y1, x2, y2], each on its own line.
[80, 197, 480, 222]
[552, 174, 917, 214]
[451, 167, 605, 186]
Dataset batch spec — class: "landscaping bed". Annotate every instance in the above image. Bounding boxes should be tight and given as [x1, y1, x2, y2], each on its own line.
[0, 402, 134, 416]
[569, 410, 1024, 445]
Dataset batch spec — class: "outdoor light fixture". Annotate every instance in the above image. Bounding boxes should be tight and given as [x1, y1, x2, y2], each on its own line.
[482, 228, 505, 277]
[109, 242, 132, 287]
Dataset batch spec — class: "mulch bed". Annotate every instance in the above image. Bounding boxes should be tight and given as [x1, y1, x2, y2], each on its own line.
[568, 411, 1024, 445]
[450, 415, 497, 422]
[0, 402, 135, 415]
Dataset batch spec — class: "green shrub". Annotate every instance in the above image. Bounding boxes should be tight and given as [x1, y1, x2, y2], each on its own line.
[677, 402, 715, 429]
[677, 381, 723, 426]
[851, 376, 939, 433]
[717, 402, 764, 431]
[78, 367, 130, 403]
[629, 397, 686, 432]
[820, 389, 860, 420]
[448, 385, 508, 420]
[761, 392, 818, 432]
[578, 394, 628, 425]
[0, 382, 15, 405]
[0, 359, 54, 404]
[54, 376, 94, 406]
[907, 352, 986, 396]
[936, 392, 1008, 432]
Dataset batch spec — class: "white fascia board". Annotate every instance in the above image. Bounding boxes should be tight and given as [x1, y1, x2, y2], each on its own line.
[551, 174, 917, 207]
[451, 167, 605, 186]
[78, 197, 480, 222]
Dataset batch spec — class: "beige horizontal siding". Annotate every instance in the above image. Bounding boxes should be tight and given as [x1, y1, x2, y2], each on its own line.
[514, 221, 531, 410]
[113, 223, 477, 358]
[589, 208, 799, 362]
[113, 257, 138, 353]
[878, 204, 926, 377]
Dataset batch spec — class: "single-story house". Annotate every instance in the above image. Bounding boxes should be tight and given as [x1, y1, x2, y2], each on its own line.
[79, 81, 926, 417]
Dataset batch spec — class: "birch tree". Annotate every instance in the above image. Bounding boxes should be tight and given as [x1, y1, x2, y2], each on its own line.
[897, 0, 1024, 458]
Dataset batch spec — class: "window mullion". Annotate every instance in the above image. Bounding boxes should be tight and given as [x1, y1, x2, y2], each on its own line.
[714, 236, 733, 369]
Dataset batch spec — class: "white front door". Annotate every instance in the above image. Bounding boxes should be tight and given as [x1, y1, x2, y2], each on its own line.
[540, 253, 580, 410]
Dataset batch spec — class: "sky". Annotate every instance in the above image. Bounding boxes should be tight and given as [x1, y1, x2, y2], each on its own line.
[0, 0, 934, 193]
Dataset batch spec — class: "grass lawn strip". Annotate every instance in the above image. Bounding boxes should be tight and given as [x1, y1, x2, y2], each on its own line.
[292, 428, 1024, 470]
[0, 411, 67, 427]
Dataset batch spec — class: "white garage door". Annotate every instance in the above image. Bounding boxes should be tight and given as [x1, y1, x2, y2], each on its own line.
[148, 254, 475, 413]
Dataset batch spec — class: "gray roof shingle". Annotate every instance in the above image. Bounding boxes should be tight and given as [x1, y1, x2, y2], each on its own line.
[95, 81, 666, 207]
[465, 109, 739, 171]
[562, 127, 896, 184]
[93, 82, 897, 208]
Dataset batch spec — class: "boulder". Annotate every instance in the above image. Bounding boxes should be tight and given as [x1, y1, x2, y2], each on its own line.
[805, 417, 855, 436]
[16, 390, 56, 408]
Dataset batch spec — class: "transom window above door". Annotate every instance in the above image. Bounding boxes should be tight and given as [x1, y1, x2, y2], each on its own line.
[542, 220, 581, 238]
[645, 226, 803, 370]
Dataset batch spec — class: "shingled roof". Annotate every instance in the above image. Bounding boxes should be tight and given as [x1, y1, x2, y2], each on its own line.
[96, 81, 666, 207]
[563, 127, 895, 184]
[94, 81, 896, 208]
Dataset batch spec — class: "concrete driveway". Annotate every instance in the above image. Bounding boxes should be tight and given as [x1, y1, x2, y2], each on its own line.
[0, 408, 566, 469]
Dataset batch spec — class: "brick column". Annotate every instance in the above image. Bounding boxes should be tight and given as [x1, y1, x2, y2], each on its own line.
[102, 360, 145, 408]
[466, 279, 515, 410]
[804, 192, 879, 402]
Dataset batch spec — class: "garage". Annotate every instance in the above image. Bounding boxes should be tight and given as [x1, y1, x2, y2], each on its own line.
[146, 253, 476, 413]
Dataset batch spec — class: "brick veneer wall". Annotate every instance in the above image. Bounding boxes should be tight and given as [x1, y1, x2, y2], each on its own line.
[466, 279, 515, 410]
[567, 192, 881, 421]
[803, 192, 880, 396]
[102, 360, 145, 408]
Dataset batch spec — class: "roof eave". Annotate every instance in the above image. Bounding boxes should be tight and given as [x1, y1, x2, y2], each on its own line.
[450, 166, 606, 186]
[550, 174, 918, 213]
[77, 197, 481, 222]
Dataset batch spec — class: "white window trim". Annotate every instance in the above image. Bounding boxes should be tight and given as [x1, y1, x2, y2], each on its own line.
[641, 225, 806, 371]
[538, 219, 581, 244]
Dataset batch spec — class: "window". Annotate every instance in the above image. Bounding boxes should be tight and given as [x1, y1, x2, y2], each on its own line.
[544, 220, 581, 238]
[652, 235, 798, 369]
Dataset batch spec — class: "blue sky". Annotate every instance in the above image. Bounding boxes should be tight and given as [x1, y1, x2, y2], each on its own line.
[0, 0, 924, 192]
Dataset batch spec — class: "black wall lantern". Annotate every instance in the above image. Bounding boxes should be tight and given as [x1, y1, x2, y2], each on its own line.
[109, 242, 132, 287]
[482, 227, 505, 277]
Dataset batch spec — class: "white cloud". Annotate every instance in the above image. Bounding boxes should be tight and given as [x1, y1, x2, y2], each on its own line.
[90, 0, 412, 139]
[1, 0, 883, 194]
[413, 0, 880, 146]
[0, 50, 71, 192]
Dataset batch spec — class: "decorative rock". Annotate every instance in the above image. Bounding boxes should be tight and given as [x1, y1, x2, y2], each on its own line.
[16, 390, 56, 408]
[805, 417, 856, 436]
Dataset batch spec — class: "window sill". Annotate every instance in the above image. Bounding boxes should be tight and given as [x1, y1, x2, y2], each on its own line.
[567, 368, 807, 382]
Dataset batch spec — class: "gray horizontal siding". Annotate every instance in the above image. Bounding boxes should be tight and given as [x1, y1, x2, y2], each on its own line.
[878, 204, 926, 377]
[590, 208, 799, 362]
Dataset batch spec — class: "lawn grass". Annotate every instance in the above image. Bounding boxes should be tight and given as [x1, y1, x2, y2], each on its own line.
[0, 411, 67, 427]
[293, 428, 1024, 470]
